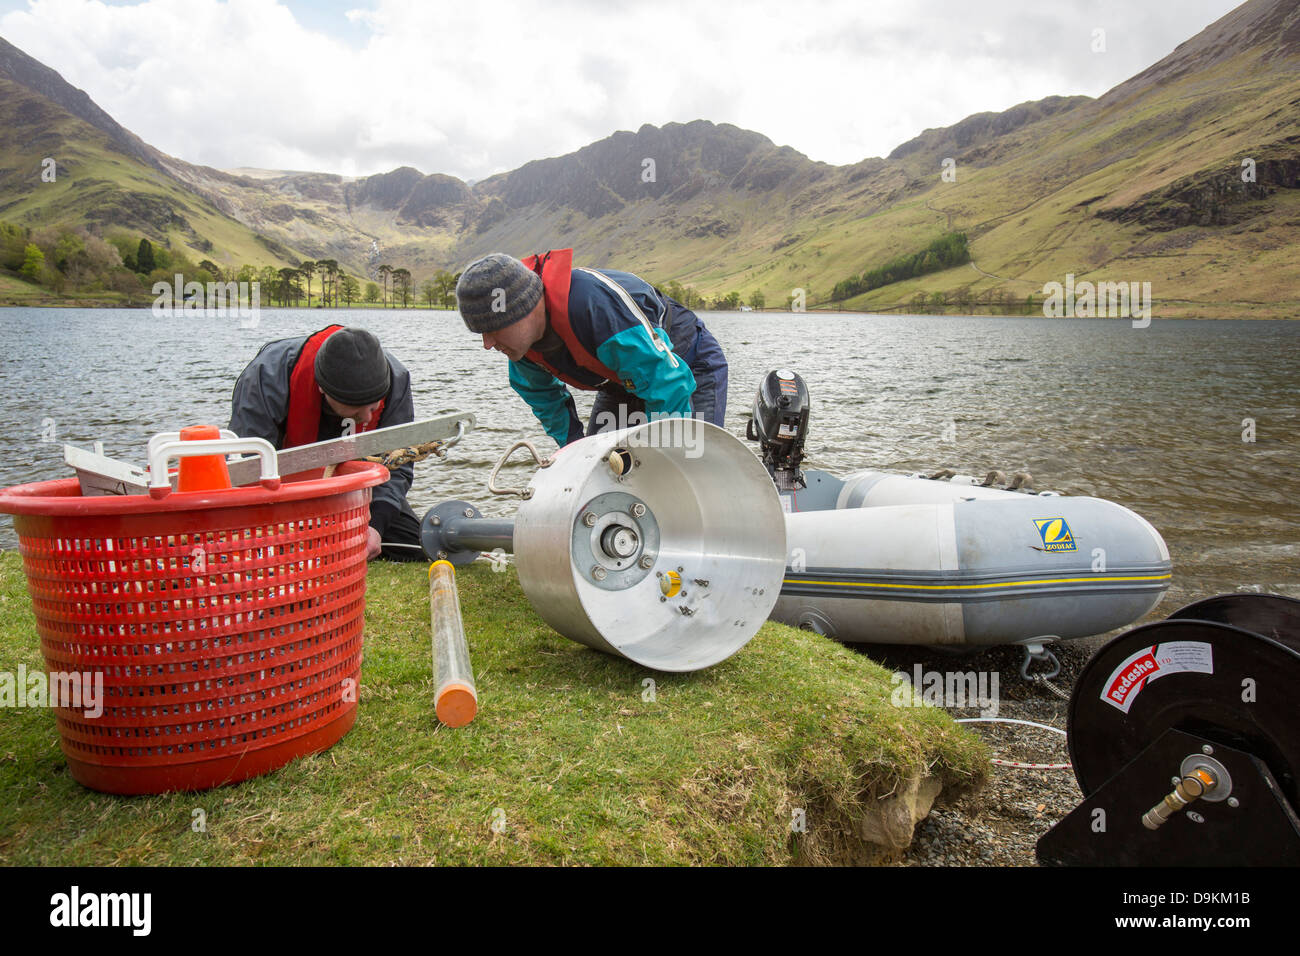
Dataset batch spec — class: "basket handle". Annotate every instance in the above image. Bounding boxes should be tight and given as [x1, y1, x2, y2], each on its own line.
[146, 428, 239, 463]
[148, 436, 281, 499]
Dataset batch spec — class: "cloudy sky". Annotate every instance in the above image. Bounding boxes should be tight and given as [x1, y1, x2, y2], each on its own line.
[0, 0, 1243, 181]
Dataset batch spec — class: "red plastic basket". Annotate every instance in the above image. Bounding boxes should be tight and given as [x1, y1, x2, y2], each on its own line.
[0, 461, 389, 794]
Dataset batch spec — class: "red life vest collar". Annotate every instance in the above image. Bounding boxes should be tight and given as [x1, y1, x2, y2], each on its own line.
[285, 324, 386, 447]
[521, 249, 621, 390]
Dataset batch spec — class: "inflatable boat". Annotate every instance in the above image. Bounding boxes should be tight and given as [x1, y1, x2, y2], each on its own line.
[745, 370, 1172, 667]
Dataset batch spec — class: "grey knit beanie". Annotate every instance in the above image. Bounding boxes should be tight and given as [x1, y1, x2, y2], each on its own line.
[315, 327, 390, 405]
[456, 253, 543, 333]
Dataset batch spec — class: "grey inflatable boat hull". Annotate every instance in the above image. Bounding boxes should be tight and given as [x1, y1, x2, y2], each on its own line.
[773, 470, 1172, 647]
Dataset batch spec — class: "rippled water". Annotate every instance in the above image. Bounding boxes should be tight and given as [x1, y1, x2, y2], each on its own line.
[1, 308, 1297, 609]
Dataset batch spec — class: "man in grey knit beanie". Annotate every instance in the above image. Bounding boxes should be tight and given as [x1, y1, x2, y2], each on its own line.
[456, 248, 728, 447]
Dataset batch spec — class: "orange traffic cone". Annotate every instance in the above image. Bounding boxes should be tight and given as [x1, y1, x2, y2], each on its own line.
[176, 424, 233, 492]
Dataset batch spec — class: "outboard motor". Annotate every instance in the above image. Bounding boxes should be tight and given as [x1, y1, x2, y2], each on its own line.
[746, 369, 810, 491]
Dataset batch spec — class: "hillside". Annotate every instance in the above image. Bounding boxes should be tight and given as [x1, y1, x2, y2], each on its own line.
[1, 0, 1297, 316]
[0, 37, 307, 273]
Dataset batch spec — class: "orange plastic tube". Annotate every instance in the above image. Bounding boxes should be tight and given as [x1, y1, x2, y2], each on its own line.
[429, 560, 477, 727]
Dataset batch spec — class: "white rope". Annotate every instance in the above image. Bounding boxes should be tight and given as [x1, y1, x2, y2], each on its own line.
[956, 717, 1073, 771]
[955, 717, 1066, 736]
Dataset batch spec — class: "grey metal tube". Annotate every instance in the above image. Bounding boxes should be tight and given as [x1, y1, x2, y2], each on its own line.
[444, 517, 516, 554]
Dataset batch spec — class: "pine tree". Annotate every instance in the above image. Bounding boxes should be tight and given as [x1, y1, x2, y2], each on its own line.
[136, 238, 155, 274]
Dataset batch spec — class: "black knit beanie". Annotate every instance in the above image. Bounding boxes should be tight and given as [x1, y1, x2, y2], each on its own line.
[456, 253, 544, 333]
[314, 327, 390, 405]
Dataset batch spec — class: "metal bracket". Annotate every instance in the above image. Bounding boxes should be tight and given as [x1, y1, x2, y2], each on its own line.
[487, 439, 555, 499]
[1020, 641, 1062, 680]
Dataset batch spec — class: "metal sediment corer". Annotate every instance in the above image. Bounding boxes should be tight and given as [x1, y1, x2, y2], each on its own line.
[429, 560, 477, 728]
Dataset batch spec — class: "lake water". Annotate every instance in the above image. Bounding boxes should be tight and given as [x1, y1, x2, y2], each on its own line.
[1, 307, 1297, 611]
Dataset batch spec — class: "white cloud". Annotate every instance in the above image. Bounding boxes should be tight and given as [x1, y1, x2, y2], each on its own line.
[0, 0, 1243, 180]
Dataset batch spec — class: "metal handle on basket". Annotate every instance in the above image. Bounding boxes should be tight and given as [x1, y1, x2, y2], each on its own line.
[146, 429, 239, 463]
[487, 439, 556, 499]
[148, 436, 281, 498]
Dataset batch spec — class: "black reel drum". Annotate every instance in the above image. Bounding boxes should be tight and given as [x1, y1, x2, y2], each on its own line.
[1038, 593, 1300, 865]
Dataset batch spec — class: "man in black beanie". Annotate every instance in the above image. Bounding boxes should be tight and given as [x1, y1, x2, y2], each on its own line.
[228, 325, 422, 561]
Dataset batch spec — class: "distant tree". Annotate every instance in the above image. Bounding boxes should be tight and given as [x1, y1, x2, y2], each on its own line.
[929, 291, 946, 313]
[236, 264, 257, 286]
[747, 289, 765, 310]
[832, 231, 971, 300]
[317, 259, 338, 307]
[19, 243, 44, 282]
[910, 291, 930, 314]
[136, 238, 155, 274]
[299, 260, 316, 306]
[258, 266, 280, 305]
[153, 244, 177, 273]
[279, 267, 301, 306]
[53, 232, 85, 272]
[340, 274, 360, 306]
[420, 279, 437, 308]
[433, 269, 457, 308]
[724, 291, 742, 309]
[393, 267, 411, 307]
[199, 259, 223, 281]
[192, 268, 214, 304]
[377, 264, 393, 307]
[2, 222, 30, 269]
[364, 281, 381, 304]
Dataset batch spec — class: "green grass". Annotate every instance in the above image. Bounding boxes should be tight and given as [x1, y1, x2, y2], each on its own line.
[0, 551, 987, 866]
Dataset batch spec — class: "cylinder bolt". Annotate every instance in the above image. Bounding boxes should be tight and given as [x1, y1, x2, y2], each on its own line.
[639, 555, 654, 569]
[592, 566, 608, 581]
[630, 502, 646, 518]
[600, 525, 639, 559]
[582, 512, 597, 527]
[463, 508, 475, 518]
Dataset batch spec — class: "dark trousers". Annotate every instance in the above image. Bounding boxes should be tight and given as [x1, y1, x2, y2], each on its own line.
[376, 498, 426, 562]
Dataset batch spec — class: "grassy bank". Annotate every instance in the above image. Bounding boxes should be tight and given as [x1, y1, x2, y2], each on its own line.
[0, 551, 987, 865]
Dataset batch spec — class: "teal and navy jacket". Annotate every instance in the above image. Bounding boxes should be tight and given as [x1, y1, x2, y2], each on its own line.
[509, 260, 706, 446]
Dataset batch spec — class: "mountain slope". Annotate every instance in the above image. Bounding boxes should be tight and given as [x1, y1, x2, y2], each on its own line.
[0, 35, 307, 270]
[1, 0, 1297, 316]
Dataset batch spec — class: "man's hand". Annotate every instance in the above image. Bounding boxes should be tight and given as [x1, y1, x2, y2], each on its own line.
[366, 526, 383, 560]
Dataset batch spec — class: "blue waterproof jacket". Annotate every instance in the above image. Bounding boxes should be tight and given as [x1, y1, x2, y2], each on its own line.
[509, 265, 709, 445]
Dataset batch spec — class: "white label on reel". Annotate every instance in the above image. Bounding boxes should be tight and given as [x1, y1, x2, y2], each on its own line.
[780, 494, 792, 514]
[1100, 641, 1214, 713]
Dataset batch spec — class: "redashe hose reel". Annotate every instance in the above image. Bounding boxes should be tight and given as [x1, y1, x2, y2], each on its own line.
[422, 419, 788, 672]
[1037, 593, 1300, 865]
